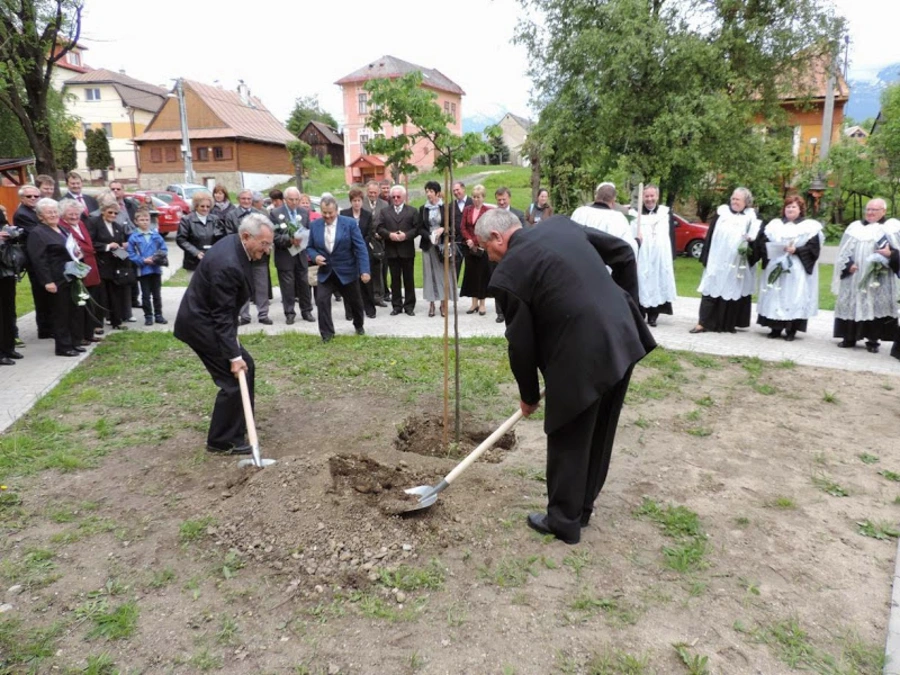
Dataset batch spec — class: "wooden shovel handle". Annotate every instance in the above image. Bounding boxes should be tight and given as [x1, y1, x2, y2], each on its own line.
[237, 369, 258, 450]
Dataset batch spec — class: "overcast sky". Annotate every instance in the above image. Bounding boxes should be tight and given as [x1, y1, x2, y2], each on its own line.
[77, 0, 899, 128]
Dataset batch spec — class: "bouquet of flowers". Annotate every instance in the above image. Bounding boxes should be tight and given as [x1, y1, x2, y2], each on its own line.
[858, 253, 890, 292]
[732, 218, 754, 280]
[766, 255, 792, 290]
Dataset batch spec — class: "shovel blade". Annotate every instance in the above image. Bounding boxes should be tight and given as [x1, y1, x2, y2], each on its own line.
[402, 485, 439, 512]
[237, 457, 277, 468]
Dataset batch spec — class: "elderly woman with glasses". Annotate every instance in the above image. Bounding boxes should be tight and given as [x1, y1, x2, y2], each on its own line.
[87, 195, 131, 331]
[59, 198, 103, 343]
[177, 190, 218, 274]
[25, 198, 84, 356]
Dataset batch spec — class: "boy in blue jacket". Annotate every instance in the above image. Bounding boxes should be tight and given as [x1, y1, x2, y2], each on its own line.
[128, 207, 168, 326]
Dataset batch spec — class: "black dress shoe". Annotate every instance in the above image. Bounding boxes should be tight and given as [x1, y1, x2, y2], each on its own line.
[206, 443, 252, 456]
[374, 300, 388, 308]
[526, 513, 579, 545]
[286, 315, 296, 325]
[466, 307, 478, 314]
[495, 314, 504, 323]
[258, 317, 273, 325]
[0, 357, 14, 366]
[155, 317, 168, 325]
[784, 331, 796, 342]
[301, 312, 315, 322]
[390, 308, 402, 316]
[239, 317, 251, 326]
[56, 350, 79, 357]
[767, 330, 782, 339]
[72, 346, 87, 353]
[404, 309, 415, 316]
[4, 350, 23, 359]
[112, 324, 128, 331]
[837, 340, 855, 348]
[647, 318, 657, 327]
[366, 312, 376, 319]
[866, 342, 880, 353]
[356, 327, 365, 336]
[322, 335, 333, 343]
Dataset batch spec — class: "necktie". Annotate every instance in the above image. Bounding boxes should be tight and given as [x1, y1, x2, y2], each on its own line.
[77, 195, 86, 214]
[395, 206, 402, 214]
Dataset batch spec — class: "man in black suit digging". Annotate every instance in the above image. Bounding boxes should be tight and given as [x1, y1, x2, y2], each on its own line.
[477, 210, 657, 545]
[174, 213, 274, 455]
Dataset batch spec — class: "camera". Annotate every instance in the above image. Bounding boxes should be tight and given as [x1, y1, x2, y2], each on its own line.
[1, 225, 23, 240]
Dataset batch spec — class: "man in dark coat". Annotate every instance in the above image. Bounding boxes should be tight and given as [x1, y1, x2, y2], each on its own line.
[63, 171, 99, 215]
[14, 185, 54, 339]
[362, 180, 389, 306]
[173, 214, 274, 455]
[375, 184, 419, 316]
[478, 211, 657, 545]
[270, 186, 313, 324]
[224, 189, 272, 325]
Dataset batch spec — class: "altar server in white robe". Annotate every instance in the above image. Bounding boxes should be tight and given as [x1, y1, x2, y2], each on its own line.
[832, 198, 900, 354]
[629, 184, 676, 327]
[753, 195, 824, 341]
[571, 183, 638, 257]
[691, 187, 762, 334]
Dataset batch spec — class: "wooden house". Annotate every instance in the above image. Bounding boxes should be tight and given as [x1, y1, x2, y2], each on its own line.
[299, 121, 344, 168]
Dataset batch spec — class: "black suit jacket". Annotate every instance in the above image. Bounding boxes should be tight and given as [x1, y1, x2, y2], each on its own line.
[25, 224, 71, 287]
[87, 215, 129, 280]
[488, 215, 656, 433]
[13, 204, 41, 256]
[174, 234, 252, 361]
[64, 192, 99, 214]
[375, 204, 418, 259]
[340, 208, 374, 242]
[270, 204, 311, 270]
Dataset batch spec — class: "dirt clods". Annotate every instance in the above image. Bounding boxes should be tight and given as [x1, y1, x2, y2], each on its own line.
[395, 412, 516, 462]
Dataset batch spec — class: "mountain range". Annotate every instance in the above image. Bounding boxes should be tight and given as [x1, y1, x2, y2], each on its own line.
[843, 62, 899, 123]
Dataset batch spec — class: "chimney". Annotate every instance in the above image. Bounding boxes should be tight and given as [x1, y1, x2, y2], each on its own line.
[119, 68, 126, 75]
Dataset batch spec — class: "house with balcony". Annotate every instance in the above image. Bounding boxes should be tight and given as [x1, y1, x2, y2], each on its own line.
[335, 55, 464, 185]
[134, 80, 296, 193]
[62, 69, 167, 182]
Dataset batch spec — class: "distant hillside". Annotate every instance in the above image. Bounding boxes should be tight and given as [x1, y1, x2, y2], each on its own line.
[463, 110, 502, 134]
[846, 62, 900, 122]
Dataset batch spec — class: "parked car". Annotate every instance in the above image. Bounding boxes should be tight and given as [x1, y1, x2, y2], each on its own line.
[135, 190, 191, 215]
[673, 214, 709, 259]
[126, 192, 182, 235]
[164, 183, 208, 203]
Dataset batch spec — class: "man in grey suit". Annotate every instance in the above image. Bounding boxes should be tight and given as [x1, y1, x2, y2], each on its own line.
[270, 187, 313, 324]
[228, 190, 272, 325]
[362, 180, 390, 306]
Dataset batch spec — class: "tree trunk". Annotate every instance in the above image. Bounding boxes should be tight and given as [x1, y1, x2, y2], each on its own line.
[294, 160, 304, 192]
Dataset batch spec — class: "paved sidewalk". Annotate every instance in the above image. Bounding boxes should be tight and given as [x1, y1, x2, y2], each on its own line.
[4, 282, 898, 435]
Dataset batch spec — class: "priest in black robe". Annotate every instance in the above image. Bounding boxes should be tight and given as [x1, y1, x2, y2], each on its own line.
[477, 211, 656, 545]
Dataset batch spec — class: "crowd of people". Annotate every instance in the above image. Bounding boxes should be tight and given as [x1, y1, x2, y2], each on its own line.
[2, 171, 899, 364]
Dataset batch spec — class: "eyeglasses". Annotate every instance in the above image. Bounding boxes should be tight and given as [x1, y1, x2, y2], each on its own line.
[391, 195, 404, 200]
[257, 240, 273, 250]
[24, 194, 39, 199]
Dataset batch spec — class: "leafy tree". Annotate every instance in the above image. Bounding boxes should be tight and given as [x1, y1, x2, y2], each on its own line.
[286, 139, 311, 192]
[484, 125, 510, 165]
[55, 132, 77, 173]
[285, 95, 338, 139]
[516, 0, 845, 212]
[84, 128, 112, 178]
[870, 83, 900, 215]
[0, 0, 84, 177]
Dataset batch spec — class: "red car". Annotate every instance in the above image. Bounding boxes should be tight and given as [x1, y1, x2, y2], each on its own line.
[673, 213, 709, 259]
[136, 190, 192, 216]
[126, 193, 183, 235]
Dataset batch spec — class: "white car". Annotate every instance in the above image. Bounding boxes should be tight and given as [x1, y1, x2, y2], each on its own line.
[164, 183, 208, 202]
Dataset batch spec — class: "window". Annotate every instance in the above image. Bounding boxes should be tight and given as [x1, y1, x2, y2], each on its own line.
[196, 147, 209, 161]
[444, 101, 450, 113]
[85, 88, 100, 101]
[67, 51, 81, 66]
[164, 146, 177, 162]
[358, 93, 367, 115]
[360, 133, 369, 154]
[451, 103, 457, 120]
[102, 123, 112, 138]
[150, 147, 162, 163]
[213, 146, 232, 161]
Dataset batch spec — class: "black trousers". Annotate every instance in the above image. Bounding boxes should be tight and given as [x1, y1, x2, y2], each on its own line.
[139, 274, 163, 318]
[545, 366, 634, 542]
[276, 264, 296, 318]
[0, 276, 15, 355]
[49, 281, 79, 354]
[28, 267, 53, 337]
[99, 278, 130, 328]
[191, 344, 255, 449]
[370, 255, 385, 302]
[317, 273, 364, 339]
[293, 253, 312, 314]
[387, 257, 415, 311]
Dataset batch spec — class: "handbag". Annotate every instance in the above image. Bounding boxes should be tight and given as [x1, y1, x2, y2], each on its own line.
[151, 252, 169, 267]
[0, 242, 27, 278]
[368, 236, 385, 262]
[112, 260, 136, 286]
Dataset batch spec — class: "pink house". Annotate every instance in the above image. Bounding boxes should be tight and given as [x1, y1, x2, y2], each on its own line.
[335, 55, 465, 185]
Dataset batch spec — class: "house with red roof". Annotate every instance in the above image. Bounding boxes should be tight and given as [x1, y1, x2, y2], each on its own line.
[134, 80, 297, 193]
[336, 55, 464, 185]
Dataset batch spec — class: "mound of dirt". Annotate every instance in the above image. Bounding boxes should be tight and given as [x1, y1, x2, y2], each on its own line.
[395, 412, 516, 462]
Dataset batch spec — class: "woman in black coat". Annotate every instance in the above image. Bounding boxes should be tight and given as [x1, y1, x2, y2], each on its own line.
[25, 198, 83, 356]
[87, 198, 131, 331]
[176, 190, 218, 272]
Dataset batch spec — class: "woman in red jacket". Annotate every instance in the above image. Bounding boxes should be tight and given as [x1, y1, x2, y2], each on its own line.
[459, 184, 493, 315]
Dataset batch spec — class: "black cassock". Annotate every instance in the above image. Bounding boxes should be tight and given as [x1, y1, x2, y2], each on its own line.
[489, 216, 657, 543]
[174, 234, 255, 450]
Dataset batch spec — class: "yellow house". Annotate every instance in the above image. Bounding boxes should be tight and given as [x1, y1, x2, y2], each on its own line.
[62, 69, 167, 182]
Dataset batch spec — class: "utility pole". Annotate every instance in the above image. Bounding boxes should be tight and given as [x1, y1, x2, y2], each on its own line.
[176, 78, 194, 184]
